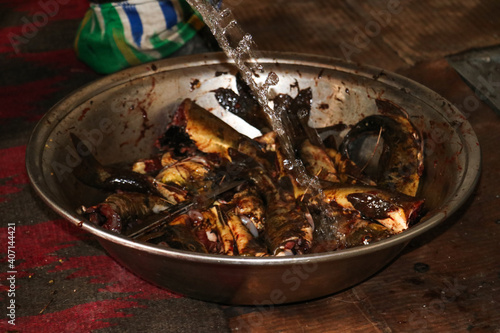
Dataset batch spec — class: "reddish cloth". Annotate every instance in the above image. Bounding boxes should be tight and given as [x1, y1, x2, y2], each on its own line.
[0, 1, 230, 331]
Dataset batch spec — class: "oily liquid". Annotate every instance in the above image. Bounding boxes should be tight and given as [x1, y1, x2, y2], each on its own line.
[185, 0, 344, 246]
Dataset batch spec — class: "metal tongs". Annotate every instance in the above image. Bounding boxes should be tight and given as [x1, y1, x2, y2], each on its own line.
[125, 180, 244, 239]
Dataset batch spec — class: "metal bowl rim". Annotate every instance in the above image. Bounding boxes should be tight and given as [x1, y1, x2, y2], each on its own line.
[26, 51, 481, 265]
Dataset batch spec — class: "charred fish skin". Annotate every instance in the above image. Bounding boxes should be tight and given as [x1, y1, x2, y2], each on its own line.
[157, 124, 198, 158]
[344, 221, 392, 248]
[321, 184, 424, 234]
[272, 87, 321, 150]
[70, 133, 164, 196]
[77, 82, 427, 255]
[171, 98, 278, 180]
[212, 205, 236, 256]
[142, 214, 209, 254]
[224, 210, 268, 257]
[71, 133, 190, 205]
[308, 207, 385, 252]
[299, 112, 373, 186]
[214, 72, 271, 132]
[218, 185, 268, 256]
[236, 139, 278, 178]
[339, 100, 424, 197]
[150, 224, 209, 253]
[190, 208, 225, 254]
[258, 174, 313, 256]
[82, 192, 171, 233]
[299, 139, 340, 183]
[230, 187, 266, 233]
[171, 99, 244, 161]
[285, 87, 324, 148]
[265, 192, 313, 256]
[324, 147, 376, 186]
[142, 208, 227, 254]
[156, 155, 218, 191]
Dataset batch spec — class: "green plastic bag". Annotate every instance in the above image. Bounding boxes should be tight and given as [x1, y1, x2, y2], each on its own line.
[75, 0, 205, 74]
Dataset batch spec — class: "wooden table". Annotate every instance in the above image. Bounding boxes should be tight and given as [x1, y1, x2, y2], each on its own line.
[1, 0, 499, 331]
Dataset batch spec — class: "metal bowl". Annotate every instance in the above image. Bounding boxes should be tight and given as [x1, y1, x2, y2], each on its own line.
[26, 52, 480, 305]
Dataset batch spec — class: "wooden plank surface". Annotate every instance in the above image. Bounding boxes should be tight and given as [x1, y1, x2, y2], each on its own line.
[230, 0, 500, 71]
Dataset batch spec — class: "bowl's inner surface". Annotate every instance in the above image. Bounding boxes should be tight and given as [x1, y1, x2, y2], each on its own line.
[28, 53, 480, 304]
[40, 57, 471, 222]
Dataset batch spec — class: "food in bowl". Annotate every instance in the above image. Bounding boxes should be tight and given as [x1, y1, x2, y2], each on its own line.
[26, 53, 480, 304]
[75, 74, 425, 256]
